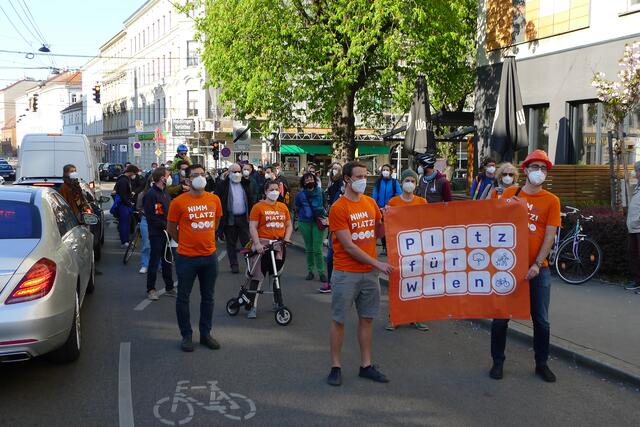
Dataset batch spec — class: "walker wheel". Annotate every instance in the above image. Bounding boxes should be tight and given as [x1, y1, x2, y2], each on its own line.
[275, 307, 292, 326]
[226, 298, 240, 316]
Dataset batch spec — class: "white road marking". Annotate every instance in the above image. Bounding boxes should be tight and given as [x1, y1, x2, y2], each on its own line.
[133, 251, 227, 311]
[118, 342, 135, 427]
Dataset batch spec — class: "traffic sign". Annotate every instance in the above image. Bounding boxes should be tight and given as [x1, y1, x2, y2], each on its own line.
[221, 147, 231, 158]
[119, 144, 128, 152]
[135, 120, 144, 132]
[133, 141, 142, 156]
[155, 148, 162, 156]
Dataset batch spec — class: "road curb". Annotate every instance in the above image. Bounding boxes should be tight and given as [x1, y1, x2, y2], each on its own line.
[377, 276, 640, 389]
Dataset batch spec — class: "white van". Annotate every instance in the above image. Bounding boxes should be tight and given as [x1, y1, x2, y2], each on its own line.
[17, 133, 102, 196]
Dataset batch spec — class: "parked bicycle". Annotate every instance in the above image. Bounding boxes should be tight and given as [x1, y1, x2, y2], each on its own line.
[123, 210, 141, 265]
[548, 206, 602, 284]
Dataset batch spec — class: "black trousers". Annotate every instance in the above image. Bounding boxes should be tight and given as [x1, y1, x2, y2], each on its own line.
[224, 215, 251, 267]
[146, 233, 174, 292]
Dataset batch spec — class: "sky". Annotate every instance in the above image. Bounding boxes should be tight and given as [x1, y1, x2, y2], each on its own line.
[0, 0, 145, 88]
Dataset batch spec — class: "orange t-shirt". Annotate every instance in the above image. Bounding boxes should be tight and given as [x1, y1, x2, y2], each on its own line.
[502, 186, 561, 266]
[329, 195, 382, 273]
[167, 192, 223, 257]
[387, 195, 428, 207]
[249, 200, 290, 240]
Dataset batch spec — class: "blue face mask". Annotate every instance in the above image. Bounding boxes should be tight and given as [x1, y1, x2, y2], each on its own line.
[424, 170, 438, 181]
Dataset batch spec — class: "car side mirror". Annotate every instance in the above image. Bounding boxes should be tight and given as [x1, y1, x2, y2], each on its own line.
[82, 212, 99, 226]
[99, 196, 111, 204]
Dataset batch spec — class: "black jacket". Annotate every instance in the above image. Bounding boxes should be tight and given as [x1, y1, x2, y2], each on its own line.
[216, 178, 255, 225]
[142, 184, 172, 236]
[114, 174, 133, 207]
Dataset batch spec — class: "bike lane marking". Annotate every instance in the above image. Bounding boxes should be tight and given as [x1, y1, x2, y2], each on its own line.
[134, 251, 227, 311]
[119, 342, 135, 427]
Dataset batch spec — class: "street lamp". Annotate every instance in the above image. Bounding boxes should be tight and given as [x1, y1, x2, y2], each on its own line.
[38, 44, 50, 53]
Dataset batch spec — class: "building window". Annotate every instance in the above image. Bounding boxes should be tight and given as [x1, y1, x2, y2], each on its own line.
[187, 41, 199, 66]
[187, 90, 198, 117]
[524, 104, 549, 155]
[168, 51, 172, 75]
[169, 11, 171, 29]
[71, 93, 77, 103]
[162, 55, 166, 77]
[629, 0, 640, 11]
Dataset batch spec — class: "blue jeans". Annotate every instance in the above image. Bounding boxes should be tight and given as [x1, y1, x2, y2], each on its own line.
[147, 232, 173, 292]
[175, 252, 218, 338]
[139, 217, 150, 269]
[117, 204, 131, 244]
[491, 267, 551, 366]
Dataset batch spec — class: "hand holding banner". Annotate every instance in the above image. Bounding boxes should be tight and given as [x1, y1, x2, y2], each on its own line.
[384, 199, 530, 325]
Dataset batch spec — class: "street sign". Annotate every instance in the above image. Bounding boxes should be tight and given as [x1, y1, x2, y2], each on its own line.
[221, 147, 231, 158]
[135, 120, 144, 132]
[155, 148, 162, 157]
[119, 144, 128, 152]
[133, 141, 142, 156]
[234, 141, 251, 152]
[172, 119, 195, 137]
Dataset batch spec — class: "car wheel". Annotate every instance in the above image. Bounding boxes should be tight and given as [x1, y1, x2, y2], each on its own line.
[48, 290, 81, 363]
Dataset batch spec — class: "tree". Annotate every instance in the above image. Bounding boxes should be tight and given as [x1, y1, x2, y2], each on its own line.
[183, 0, 476, 163]
[592, 41, 640, 210]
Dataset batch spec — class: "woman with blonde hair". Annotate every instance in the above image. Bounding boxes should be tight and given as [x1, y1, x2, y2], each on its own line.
[486, 162, 519, 199]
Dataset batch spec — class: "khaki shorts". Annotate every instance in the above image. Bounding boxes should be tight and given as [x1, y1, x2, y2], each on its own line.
[331, 270, 380, 324]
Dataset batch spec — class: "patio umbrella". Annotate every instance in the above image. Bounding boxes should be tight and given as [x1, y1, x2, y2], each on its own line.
[404, 74, 436, 154]
[490, 57, 528, 161]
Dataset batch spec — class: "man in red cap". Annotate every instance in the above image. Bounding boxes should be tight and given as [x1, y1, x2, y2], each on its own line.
[489, 149, 561, 383]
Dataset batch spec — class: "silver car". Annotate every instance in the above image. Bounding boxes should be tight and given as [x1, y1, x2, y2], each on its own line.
[0, 186, 96, 363]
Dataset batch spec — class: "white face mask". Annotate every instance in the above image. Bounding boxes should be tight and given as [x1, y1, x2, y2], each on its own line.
[382, 170, 390, 178]
[350, 178, 367, 194]
[230, 172, 242, 183]
[165, 176, 173, 186]
[265, 173, 273, 179]
[391, 172, 397, 180]
[501, 175, 514, 185]
[68, 171, 79, 180]
[332, 169, 340, 176]
[417, 166, 424, 175]
[242, 170, 251, 177]
[486, 166, 496, 175]
[191, 175, 207, 190]
[266, 190, 279, 201]
[180, 170, 186, 177]
[402, 181, 416, 193]
[527, 170, 546, 186]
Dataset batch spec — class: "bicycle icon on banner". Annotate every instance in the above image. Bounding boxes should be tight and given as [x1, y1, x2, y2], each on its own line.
[153, 380, 256, 425]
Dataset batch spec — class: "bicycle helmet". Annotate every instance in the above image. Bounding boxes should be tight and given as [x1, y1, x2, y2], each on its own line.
[177, 144, 189, 153]
[415, 151, 437, 169]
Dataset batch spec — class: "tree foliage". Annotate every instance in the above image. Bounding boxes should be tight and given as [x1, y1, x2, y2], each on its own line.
[185, 0, 477, 162]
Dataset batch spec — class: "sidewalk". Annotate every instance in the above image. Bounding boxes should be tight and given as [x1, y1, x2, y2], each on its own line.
[289, 230, 640, 387]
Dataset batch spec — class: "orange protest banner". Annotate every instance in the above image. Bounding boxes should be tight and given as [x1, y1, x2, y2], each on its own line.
[384, 199, 530, 324]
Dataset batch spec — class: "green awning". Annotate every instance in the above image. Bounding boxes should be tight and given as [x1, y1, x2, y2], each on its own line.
[357, 145, 389, 156]
[281, 144, 332, 154]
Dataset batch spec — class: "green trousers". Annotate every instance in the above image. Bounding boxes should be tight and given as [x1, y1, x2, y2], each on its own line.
[298, 221, 326, 275]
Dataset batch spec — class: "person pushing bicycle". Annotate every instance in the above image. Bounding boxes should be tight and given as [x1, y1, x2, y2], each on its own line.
[246, 180, 293, 319]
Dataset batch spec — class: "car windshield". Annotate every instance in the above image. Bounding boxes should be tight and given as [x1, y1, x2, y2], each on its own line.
[0, 164, 12, 170]
[0, 200, 41, 239]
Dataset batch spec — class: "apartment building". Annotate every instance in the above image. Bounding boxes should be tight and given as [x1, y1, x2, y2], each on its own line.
[0, 80, 36, 156]
[475, 0, 640, 165]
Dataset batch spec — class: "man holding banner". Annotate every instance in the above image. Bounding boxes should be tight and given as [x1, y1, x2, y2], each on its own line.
[490, 150, 561, 383]
[327, 162, 393, 387]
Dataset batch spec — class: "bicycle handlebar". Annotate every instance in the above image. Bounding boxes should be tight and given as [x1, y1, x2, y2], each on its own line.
[564, 206, 579, 214]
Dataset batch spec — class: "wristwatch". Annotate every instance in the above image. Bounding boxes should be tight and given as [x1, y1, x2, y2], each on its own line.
[535, 260, 544, 268]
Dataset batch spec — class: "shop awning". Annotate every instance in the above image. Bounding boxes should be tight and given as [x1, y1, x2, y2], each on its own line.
[280, 144, 332, 154]
[357, 145, 389, 156]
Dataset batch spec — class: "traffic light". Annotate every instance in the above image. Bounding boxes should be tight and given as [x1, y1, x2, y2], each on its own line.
[93, 85, 101, 103]
[29, 95, 38, 112]
[212, 140, 220, 160]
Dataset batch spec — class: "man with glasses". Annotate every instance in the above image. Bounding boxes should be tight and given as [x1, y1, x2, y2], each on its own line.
[168, 164, 224, 352]
[489, 150, 561, 383]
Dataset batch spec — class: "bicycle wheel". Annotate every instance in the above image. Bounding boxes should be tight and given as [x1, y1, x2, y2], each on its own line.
[123, 227, 140, 265]
[555, 237, 602, 284]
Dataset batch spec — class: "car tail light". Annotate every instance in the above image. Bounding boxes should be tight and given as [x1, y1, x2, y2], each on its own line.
[32, 182, 55, 186]
[88, 181, 95, 190]
[5, 258, 57, 305]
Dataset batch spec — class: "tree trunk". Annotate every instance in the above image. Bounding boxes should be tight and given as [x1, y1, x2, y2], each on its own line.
[331, 91, 356, 164]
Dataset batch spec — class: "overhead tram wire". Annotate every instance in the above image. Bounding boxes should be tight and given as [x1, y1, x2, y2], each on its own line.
[0, 48, 194, 61]
[0, 5, 33, 47]
[18, 0, 48, 44]
[7, 0, 41, 44]
[10, 0, 57, 69]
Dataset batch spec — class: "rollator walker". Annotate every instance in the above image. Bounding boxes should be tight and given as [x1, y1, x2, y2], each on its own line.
[225, 240, 292, 326]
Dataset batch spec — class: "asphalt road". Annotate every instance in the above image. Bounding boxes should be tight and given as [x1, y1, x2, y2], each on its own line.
[1, 220, 639, 427]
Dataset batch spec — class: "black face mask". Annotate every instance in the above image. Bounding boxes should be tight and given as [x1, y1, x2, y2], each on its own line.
[305, 182, 315, 190]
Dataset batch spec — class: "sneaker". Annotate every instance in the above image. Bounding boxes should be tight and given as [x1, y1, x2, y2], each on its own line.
[535, 365, 557, 383]
[165, 288, 177, 297]
[489, 363, 503, 380]
[139, 266, 148, 274]
[181, 336, 194, 352]
[200, 335, 221, 350]
[147, 289, 159, 301]
[120, 242, 129, 248]
[385, 321, 396, 331]
[624, 283, 640, 290]
[318, 283, 332, 293]
[305, 272, 314, 280]
[359, 365, 389, 383]
[319, 273, 328, 282]
[231, 264, 240, 274]
[327, 367, 342, 386]
[412, 322, 430, 331]
[247, 307, 257, 319]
